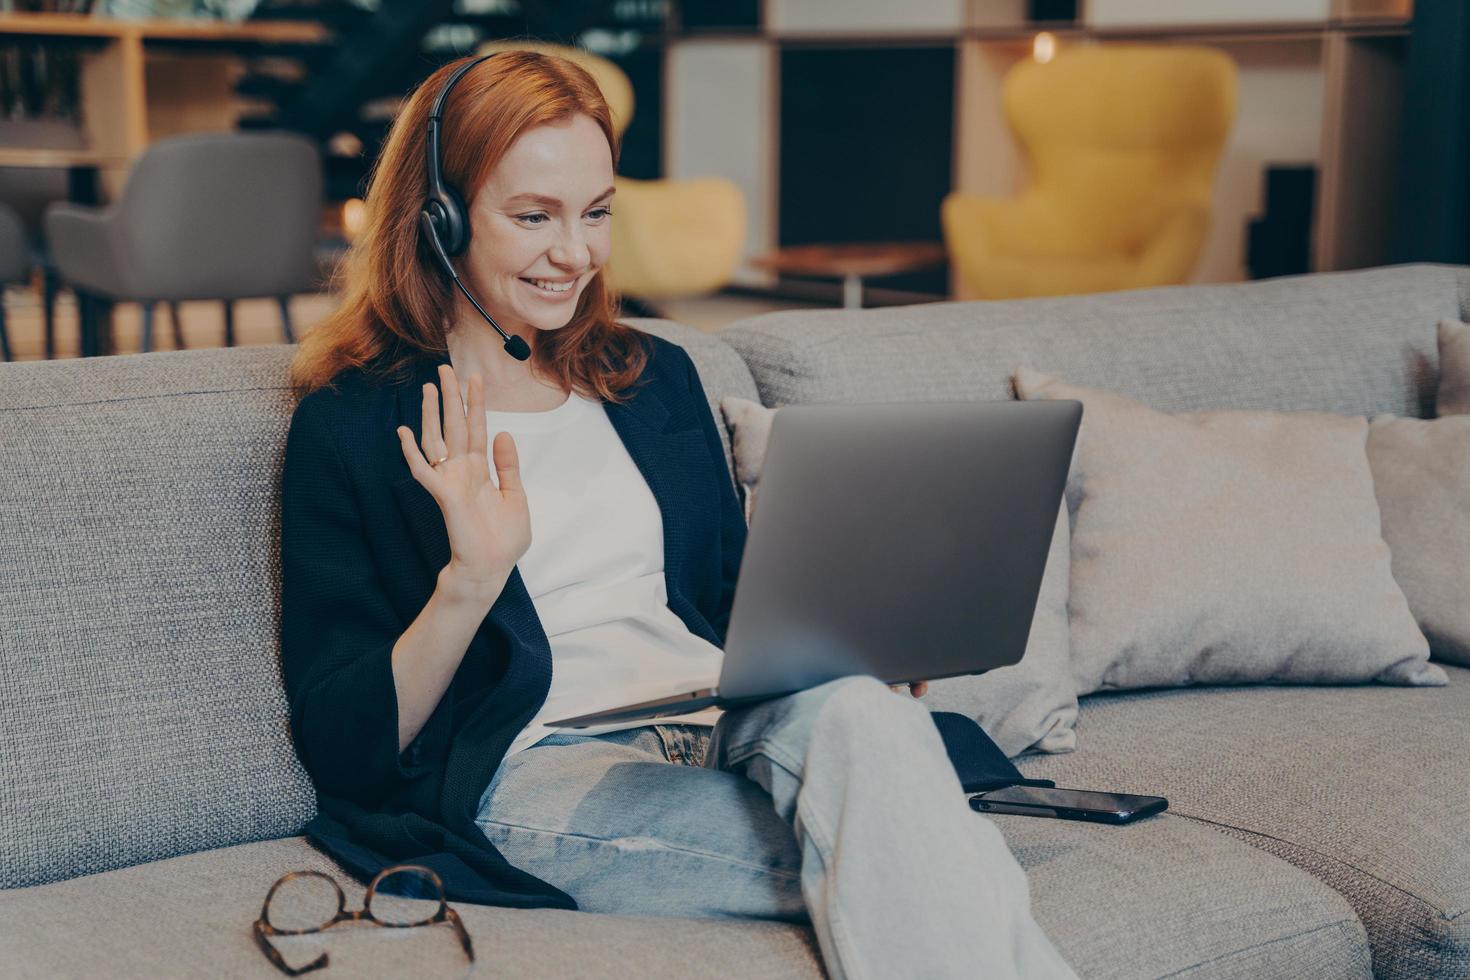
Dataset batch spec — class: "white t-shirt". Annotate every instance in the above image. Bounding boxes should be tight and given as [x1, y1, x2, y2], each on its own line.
[482, 388, 725, 757]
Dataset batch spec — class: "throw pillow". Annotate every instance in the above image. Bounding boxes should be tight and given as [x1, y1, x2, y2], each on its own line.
[1438, 319, 1470, 416]
[717, 396, 1079, 757]
[1367, 415, 1470, 666]
[1013, 368, 1444, 695]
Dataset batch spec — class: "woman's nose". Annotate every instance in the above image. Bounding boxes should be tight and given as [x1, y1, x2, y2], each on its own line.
[548, 221, 591, 270]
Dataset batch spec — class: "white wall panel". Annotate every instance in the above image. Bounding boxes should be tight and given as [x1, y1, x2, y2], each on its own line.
[665, 38, 776, 285]
[1196, 40, 1325, 283]
[767, 0, 966, 35]
[1085, 0, 1331, 27]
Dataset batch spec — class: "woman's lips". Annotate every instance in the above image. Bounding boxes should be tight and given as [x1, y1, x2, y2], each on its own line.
[520, 275, 580, 300]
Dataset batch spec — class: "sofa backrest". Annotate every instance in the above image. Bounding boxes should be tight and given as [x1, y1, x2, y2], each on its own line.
[625, 317, 763, 474]
[719, 263, 1470, 420]
[0, 346, 316, 889]
[0, 320, 754, 890]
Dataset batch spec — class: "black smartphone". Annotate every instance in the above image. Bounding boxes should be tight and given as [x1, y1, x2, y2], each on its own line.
[969, 785, 1168, 824]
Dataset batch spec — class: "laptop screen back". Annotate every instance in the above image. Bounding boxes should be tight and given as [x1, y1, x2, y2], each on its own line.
[717, 399, 1080, 700]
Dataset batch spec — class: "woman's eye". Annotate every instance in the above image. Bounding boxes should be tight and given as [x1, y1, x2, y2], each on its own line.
[588, 207, 612, 220]
[517, 213, 548, 225]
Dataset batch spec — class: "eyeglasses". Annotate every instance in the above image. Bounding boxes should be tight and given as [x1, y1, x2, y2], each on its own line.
[252, 864, 475, 976]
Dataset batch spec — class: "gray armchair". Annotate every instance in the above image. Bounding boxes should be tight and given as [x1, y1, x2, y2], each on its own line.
[0, 202, 30, 361]
[45, 132, 322, 357]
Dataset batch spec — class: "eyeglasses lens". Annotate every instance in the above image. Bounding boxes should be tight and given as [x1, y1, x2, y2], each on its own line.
[368, 868, 444, 927]
[266, 875, 340, 932]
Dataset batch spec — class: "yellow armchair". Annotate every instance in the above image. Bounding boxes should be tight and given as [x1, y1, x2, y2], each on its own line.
[477, 39, 746, 303]
[943, 45, 1237, 299]
[606, 176, 746, 298]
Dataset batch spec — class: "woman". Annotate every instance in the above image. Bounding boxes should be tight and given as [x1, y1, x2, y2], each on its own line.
[280, 51, 1075, 979]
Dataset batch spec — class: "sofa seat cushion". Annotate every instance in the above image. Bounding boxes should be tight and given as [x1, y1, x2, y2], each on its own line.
[1002, 810, 1369, 979]
[0, 836, 822, 980]
[3, 822, 1367, 978]
[1018, 665, 1470, 979]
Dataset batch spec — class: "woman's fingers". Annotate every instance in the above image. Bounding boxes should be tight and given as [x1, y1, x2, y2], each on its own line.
[466, 373, 487, 460]
[439, 364, 468, 456]
[491, 431, 522, 494]
[397, 425, 438, 487]
[421, 381, 445, 462]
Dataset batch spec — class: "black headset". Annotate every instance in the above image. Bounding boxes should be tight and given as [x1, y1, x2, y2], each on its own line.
[421, 53, 532, 362]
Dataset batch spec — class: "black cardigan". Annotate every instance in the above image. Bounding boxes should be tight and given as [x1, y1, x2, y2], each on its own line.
[279, 329, 1026, 908]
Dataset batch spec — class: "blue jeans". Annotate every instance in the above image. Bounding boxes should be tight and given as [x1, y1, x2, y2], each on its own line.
[475, 675, 1077, 980]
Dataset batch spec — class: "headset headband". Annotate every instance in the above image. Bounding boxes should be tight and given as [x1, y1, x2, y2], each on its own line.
[425, 53, 496, 204]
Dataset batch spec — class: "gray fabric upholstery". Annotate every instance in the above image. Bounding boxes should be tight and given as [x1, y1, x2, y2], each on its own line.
[719, 263, 1470, 421]
[44, 132, 321, 302]
[1000, 812, 1369, 979]
[0, 817, 1368, 980]
[1368, 414, 1470, 666]
[0, 346, 318, 888]
[620, 316, 762, 481]
[1440, 319, 1470, 416]
[1017, 665, 1470, 979]
[0, 836, 823, 980]
[1015, 367, 1441, 695]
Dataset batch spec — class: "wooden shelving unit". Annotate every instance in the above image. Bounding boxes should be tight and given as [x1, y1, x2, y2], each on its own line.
[0, 11, 328, 198]
[664, 3, 1417, 295]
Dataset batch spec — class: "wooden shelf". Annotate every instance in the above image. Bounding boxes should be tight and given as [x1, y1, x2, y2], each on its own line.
[0, 11, 326, 43]
[969, 19, 1410, 44]
[0, 12, 327, 197]
[0, 147, 125, 168]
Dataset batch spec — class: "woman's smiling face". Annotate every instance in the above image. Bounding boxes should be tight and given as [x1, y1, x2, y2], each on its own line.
[460, 112, 615, 337]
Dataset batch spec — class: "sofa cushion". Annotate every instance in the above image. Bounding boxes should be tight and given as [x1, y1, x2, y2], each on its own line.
[1, 817, 1369, 980]
[0, 836, 823, 979]
[1017, 664, 1470, 979]
[1367, 414, 1470, 666]
[0, 346, 318, 888]
[1000, 811, 1369, 979]
[720, 263, 1467, 421]
[1014, 368, 1441, 695]
[1438, 319, 1470, 415]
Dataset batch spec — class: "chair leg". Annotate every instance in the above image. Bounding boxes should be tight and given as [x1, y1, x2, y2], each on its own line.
[98, 298, 115, 356]
[78, 291, 98, 358]
[169, 301, 185, 350]
[223, 300, 235, 347]
[0, 298, 11, 362]
[42, 266, 57, 360]
[277, 295, 295, 344]
[140, 301, 155, 354]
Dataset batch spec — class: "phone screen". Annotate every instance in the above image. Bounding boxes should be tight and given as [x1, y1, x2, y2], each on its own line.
[979, 786, 1166, 814]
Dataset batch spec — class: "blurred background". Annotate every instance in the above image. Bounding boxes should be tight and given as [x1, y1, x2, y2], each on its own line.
[0, 0, 1463, 359]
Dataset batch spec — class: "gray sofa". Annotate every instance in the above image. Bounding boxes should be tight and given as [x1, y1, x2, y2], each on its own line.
[2, 263, 1465, 978]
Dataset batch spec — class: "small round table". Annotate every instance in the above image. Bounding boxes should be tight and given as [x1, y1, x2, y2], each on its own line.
[748, 241, 948, 309]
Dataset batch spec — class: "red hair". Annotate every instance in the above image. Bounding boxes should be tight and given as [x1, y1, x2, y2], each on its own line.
[288, 51, 648, 401]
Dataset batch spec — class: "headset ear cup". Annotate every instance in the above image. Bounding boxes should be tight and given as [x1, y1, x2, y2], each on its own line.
[438, 184, 470, 256]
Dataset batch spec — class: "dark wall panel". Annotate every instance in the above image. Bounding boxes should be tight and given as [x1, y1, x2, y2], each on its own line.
[610, 46, 663, 180]
[1393, 0, 1470, 263]
[779, 45, 954, 295]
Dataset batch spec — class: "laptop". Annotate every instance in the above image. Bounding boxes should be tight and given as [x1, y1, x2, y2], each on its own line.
[546, 398, 1082, 729]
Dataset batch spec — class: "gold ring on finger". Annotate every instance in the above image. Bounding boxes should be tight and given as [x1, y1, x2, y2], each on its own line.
[429, 455, 450, 467]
